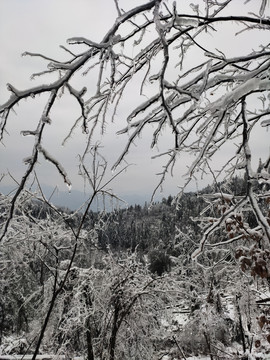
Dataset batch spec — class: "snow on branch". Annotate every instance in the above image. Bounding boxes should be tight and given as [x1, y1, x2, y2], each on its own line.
[206, 78, 270, 114]
[241, 98, 270, 244]
[38, 145, 72, 190]
[65, 83, 88, 133]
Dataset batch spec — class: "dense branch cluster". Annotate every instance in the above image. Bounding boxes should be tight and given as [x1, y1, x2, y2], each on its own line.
[1, 1, 270, 358]
[1, 0, 270, 252]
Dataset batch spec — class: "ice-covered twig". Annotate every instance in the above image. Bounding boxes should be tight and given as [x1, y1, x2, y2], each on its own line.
[66, 84, 88, 132]
[151, 150, 177, 203]
[38, 145, 72, 190]
[0, 90, 57, 242]
[191, 196, 248, 260]
[67, 37, 112, 49]
[154, 1, 179, 149]
[241, 98, 270, 244]
[22, 51, 61, 63]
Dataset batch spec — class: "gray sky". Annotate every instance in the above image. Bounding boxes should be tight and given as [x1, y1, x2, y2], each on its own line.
[0, 0, 270, 206]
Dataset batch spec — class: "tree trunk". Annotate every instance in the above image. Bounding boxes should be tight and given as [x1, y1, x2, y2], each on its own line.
[109, 307, 119, 360]
[85, 317, 95, 360]
[236, 295, 246, 354]
[203, 332, 214, 360]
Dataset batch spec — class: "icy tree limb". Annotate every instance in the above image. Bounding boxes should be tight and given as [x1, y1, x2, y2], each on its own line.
[0, 90, 57, 242]
[241, 98, 270, 244]
[191, 196, 248, 259]
[154, 0, 179, 148]
[38, 146, 72, 189]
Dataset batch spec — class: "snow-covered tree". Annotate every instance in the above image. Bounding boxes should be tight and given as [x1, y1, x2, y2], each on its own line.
[1, 0, 270, 358]
[41, 252, 179, 360]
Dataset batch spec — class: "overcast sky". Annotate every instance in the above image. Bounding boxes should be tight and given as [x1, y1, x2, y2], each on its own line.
[0, 0, 270, 206]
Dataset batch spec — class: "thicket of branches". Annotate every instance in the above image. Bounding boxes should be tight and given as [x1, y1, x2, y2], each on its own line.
[1, 0, 270, 359]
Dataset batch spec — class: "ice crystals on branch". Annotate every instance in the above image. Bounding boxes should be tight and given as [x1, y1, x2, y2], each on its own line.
[206, 78, 270, 114]
[259, 0, 268, 18]
[174, 15, 199, 27]
[23, 156, 34, 165]
[20, 130, 38, 137]
[38, 145, 72, 190]
[41, 115, 52, 124]
[6, 83, 21, 97]
[66, 84, 88, 133]
[47, 62, 73, 70]
[66, 84, 87, 99]
[67, 35, 121, 49]
[261, 118, 270, 127]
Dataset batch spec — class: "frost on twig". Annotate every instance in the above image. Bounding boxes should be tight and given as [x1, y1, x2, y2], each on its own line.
[67, 36, 121, 48]
[38, 145, 72, 190]
[22, 51, 60, 63]
[66, 84, 88, 132]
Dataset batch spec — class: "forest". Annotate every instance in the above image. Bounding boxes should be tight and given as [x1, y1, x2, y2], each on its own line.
[1, 174, 270, 359]
[1, 0, 270, 359]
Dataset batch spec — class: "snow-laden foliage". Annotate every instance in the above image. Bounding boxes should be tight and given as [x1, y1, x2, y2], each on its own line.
[1, 1, 270, 359]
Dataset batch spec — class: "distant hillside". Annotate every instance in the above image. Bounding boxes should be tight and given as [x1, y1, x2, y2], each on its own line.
[0, 184, 156, 210]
